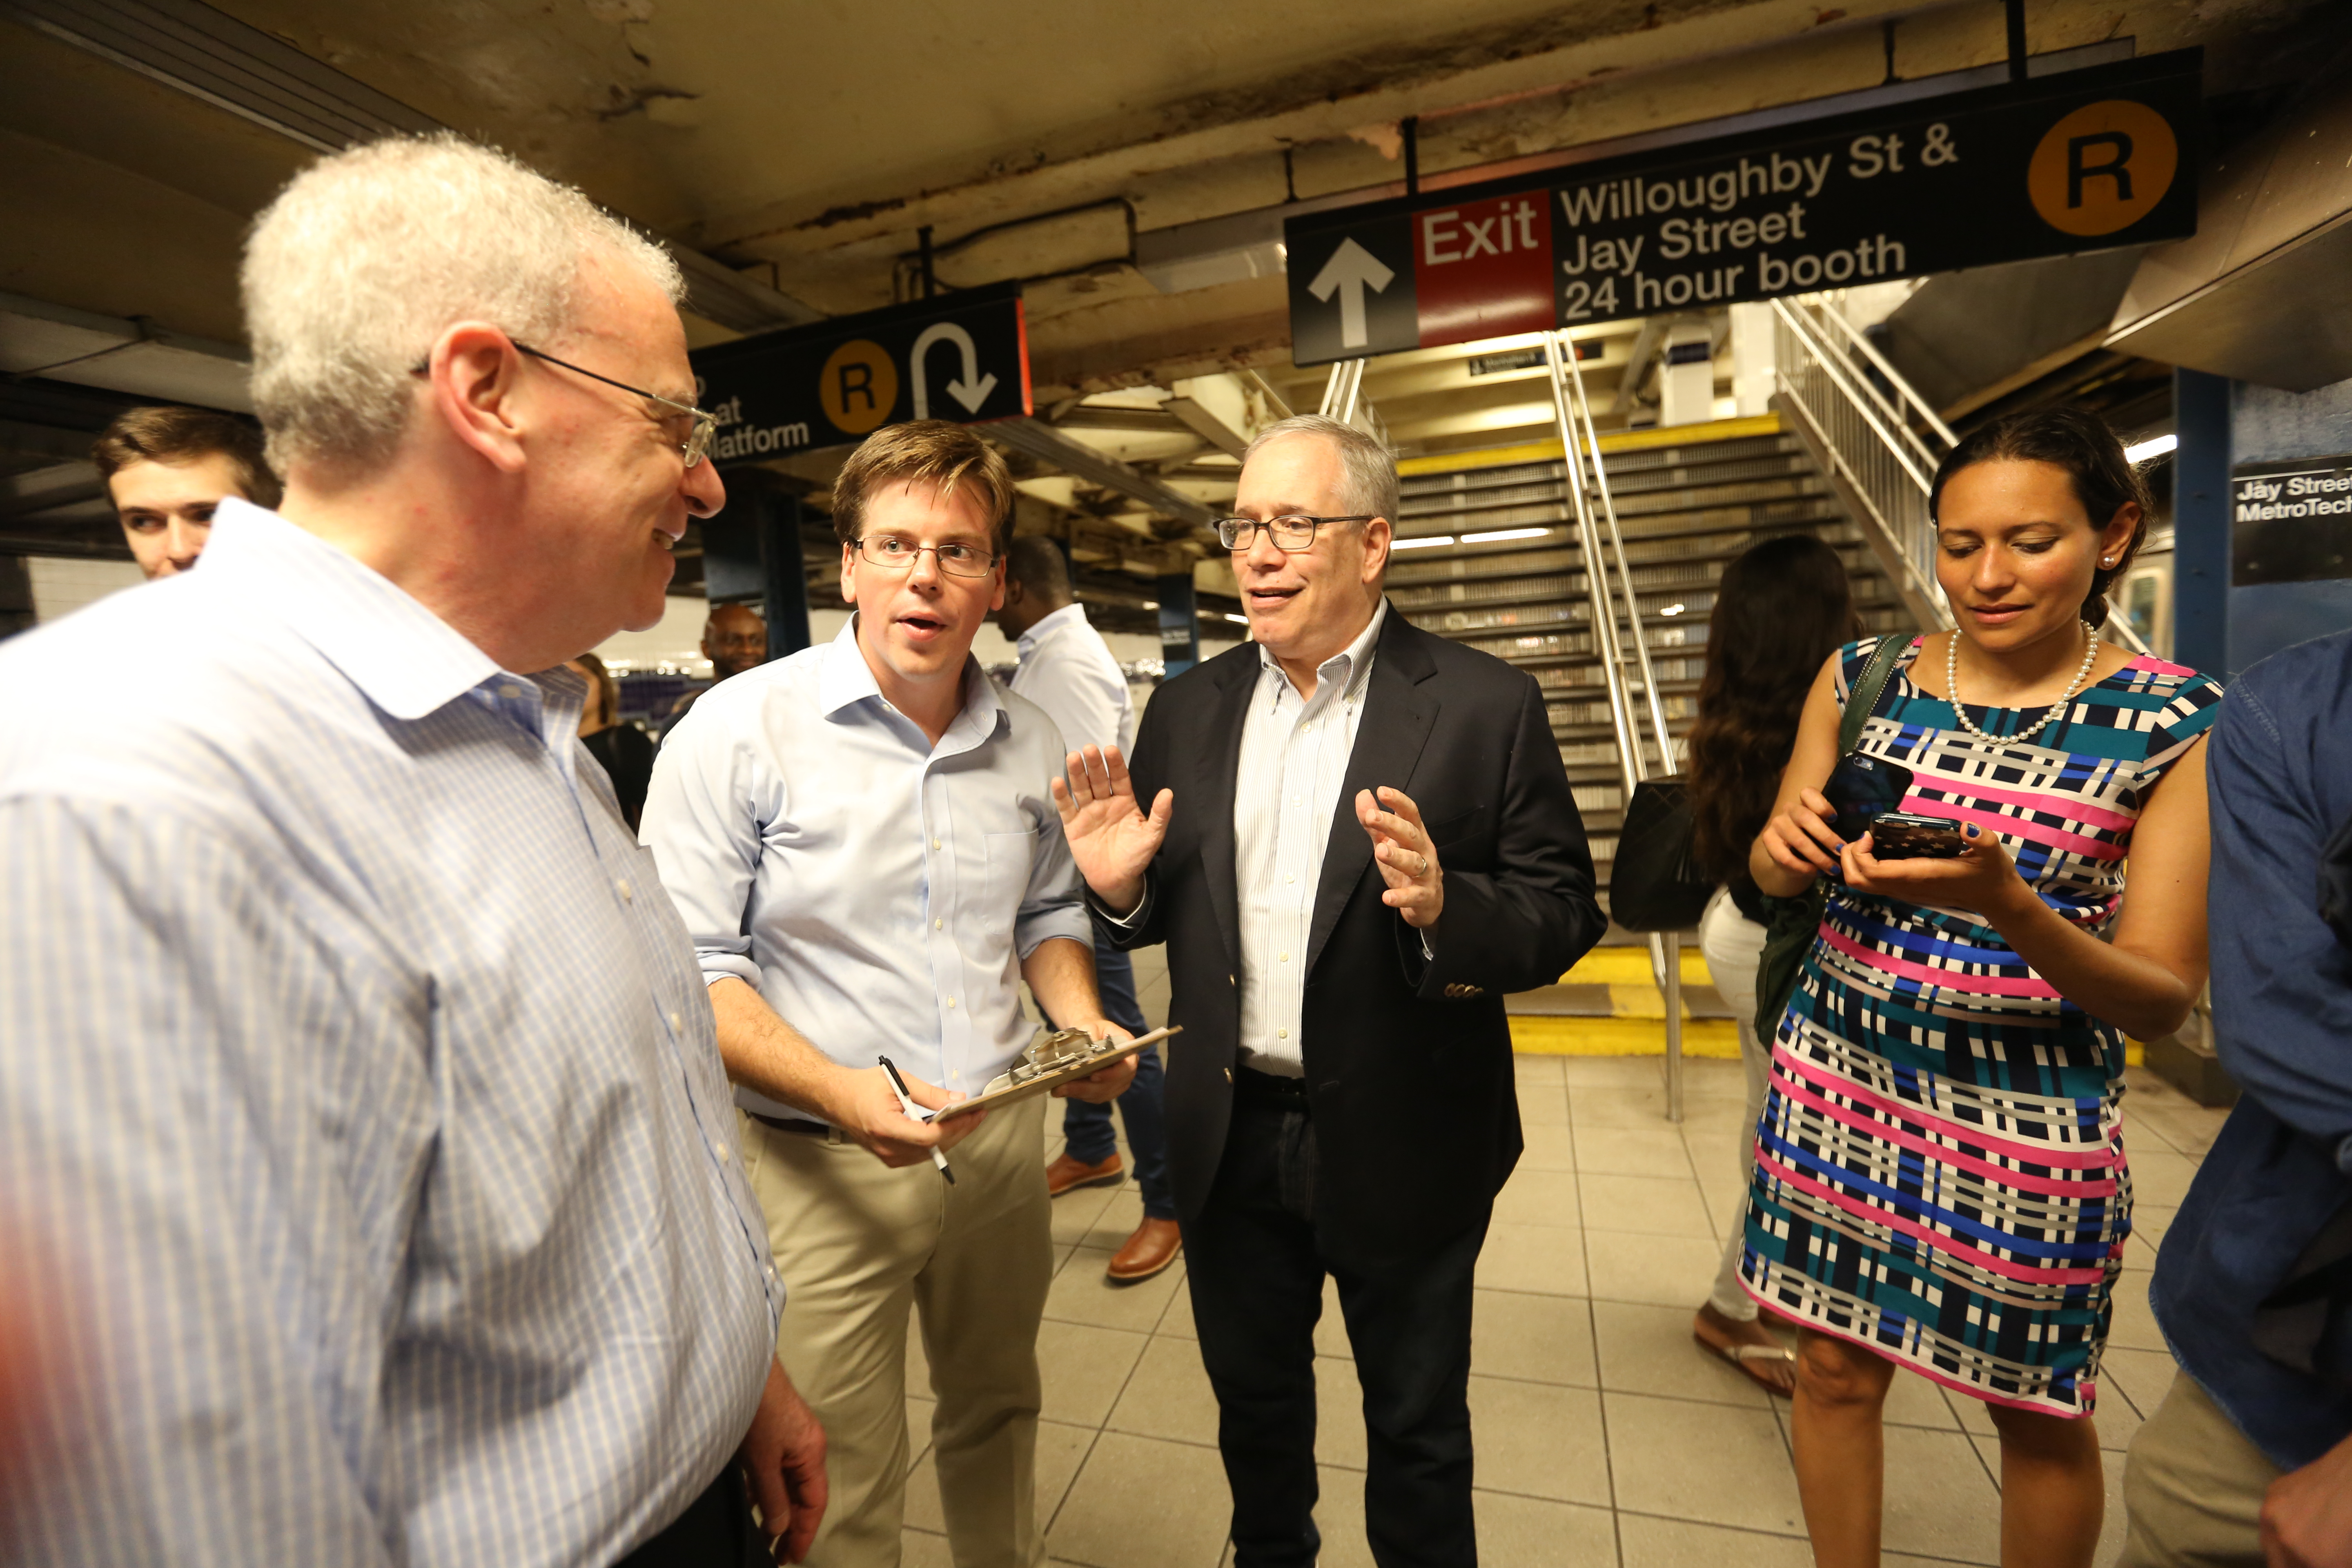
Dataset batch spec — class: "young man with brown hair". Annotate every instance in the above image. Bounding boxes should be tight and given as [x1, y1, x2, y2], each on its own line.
[643, 419, 1134, 1568]
[91, 405, 282, 579]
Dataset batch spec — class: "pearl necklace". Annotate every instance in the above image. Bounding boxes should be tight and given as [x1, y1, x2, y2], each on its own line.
[1944, 619, 2100, 746]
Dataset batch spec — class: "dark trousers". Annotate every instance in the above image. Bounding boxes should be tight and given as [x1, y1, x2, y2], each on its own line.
[1184, 1076, 1486, 1568]
[1054, 947, 1176, 1219]
[615, 1465, 768, 1567]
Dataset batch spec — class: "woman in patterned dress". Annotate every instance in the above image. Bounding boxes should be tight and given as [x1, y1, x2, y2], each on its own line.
[1744, 407, 2221, 1568]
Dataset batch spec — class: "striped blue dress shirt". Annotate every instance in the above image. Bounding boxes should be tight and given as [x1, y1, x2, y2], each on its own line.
[0, 500, 781, 1566]
[642, 618, 1095, 1116]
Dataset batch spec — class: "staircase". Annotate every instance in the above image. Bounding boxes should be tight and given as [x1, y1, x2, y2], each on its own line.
[1386, 412, 1910, 886]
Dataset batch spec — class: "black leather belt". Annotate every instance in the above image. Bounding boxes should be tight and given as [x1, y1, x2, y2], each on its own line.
[749, 1111, 829, 1136]
[1233, 1065, 1311, 1111]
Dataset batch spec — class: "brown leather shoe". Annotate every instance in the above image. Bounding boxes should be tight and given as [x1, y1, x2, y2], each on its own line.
[1046, 1151, 1123, 1197]
[1105, 1217, 1183, 1281]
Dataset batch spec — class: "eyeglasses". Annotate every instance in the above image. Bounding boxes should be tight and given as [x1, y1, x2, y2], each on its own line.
[512, 343, 717, 468]
[1213, 513, 1375, 552]
[854, 534, 1000, 578]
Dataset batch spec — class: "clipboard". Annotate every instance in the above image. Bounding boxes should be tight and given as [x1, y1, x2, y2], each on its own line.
[930, 1025, 1180, 1124]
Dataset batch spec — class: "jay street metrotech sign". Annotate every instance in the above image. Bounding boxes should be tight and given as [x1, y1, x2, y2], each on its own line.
[1283, 50, 2202, 367]
[690, 282, 1032, 463]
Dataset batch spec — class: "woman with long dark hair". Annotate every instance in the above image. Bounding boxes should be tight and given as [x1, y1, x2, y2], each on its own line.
[1746, 407, 2219, 1568]
[1684, 535, 1860, 1395]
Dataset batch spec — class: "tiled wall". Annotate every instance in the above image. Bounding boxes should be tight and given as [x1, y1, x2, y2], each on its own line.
[29, 557, 147, 624]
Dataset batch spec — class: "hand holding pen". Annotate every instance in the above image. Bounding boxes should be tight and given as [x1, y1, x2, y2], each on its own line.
[878, 1056, 956, 1184]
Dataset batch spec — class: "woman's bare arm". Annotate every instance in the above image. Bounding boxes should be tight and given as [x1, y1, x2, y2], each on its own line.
[1841, 736, 2211, 1040]
[1749, 650, 1853, 899]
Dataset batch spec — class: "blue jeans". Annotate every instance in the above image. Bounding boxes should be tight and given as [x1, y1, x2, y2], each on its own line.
[1055, 947, 1174, 1219]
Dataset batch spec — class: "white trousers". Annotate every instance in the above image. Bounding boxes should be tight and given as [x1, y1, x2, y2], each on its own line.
[1696, 886, 1771, 1322]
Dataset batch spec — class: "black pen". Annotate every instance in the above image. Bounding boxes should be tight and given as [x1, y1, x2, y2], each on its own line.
[878, 1055, 954, 1184]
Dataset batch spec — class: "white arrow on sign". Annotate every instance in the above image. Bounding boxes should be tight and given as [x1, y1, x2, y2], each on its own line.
[1307, 237, 1396, 350]
[910, 321, 999, 420]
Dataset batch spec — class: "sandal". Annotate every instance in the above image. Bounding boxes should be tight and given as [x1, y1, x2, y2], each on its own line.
[1695, 1332, 1799, 1395]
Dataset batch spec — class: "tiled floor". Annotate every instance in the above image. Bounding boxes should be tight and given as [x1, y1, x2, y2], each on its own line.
[899, 946, 2227, 1568]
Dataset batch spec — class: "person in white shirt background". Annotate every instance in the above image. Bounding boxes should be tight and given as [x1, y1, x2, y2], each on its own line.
[642, 421, 1137, 1568]
[994, 536, 1182, 1283]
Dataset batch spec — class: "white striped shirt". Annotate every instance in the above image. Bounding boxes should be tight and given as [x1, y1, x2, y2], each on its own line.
[0, 500, 780, 1566]
[1233, 601, 1387, 1075]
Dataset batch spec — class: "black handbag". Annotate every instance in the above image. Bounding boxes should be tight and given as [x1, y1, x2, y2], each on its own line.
[1752, 632, 1911, 1042]
[1608, 776, 1715, 933]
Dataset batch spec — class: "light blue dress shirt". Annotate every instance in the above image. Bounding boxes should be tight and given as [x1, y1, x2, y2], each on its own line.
[1011, 601, 1135, 756]
[0, 500, 780, 1566]
[642, 618, 1095, 1116]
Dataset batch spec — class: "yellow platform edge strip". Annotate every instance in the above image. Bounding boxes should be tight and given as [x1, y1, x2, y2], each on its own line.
[1395, 412, 1784, 478]
[1510, 1018, 2145, 1068]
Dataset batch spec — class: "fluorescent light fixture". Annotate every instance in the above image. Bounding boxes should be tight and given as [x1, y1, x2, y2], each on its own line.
[1142, 600, 1160, 610]
[1225, 612, 1250, 625]
[1461, 527, 1552, 543]
[1660, 603, 1686, 616]
[2124, 433, 2178, 464]
[1392, 535, 1457, 550]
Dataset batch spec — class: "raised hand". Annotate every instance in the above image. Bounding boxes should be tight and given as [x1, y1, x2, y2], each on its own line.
[1358, 785, 1444, 929]
[1049, 745, 1172, 914]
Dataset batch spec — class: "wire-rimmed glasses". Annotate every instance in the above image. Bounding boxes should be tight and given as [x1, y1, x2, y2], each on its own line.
[854, 534, 1000, 578]
[510, 342, 718, 468]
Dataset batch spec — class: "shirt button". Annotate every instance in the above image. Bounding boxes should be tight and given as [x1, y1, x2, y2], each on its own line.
[932, 838, 942, 850]
[669, 1011, 684, 1032]
[1278, 1027, 1290, 1040]
[1284, 872, 1295, 884]
[1291, 796, 1301, 806]
[616, 878, 633, 902]
[1279, 951, 1290, 962]
[712, 1139, 730, 1163]
[946, 997, 956, 1009]
[934, 918, 944, 930]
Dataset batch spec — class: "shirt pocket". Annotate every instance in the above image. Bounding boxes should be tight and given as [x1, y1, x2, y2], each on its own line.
[985, 827, 1041, 920]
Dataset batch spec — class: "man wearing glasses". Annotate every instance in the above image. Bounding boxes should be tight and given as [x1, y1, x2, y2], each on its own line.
[1, 136, 820, 1564]
[642, 420, 1134, 1568]
[1053, 414, 1604, 1568]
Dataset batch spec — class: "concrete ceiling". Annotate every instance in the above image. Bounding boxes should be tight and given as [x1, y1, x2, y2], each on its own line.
[0, 0, 2334, 573]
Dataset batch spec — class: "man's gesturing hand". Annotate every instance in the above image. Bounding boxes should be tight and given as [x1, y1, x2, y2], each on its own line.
[1049, 745, 1172, 915]
[1358, 786, 1443, 929]
[739, 1358, 829, 1562]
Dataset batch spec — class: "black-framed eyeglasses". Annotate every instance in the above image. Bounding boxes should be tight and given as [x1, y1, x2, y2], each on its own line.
[1213, 514, 1375, 552]
[853, 534, 1000, 578]
[512, 343, 717, 468]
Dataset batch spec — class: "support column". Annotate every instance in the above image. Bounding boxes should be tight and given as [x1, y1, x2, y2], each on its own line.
[703, 466, 813, 661]
[1156, 573, 1200, 681]
[2171, 368, 2231, 678]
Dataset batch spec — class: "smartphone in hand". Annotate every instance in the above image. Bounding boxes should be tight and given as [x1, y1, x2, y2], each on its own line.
[1868, 812, 1969, 860]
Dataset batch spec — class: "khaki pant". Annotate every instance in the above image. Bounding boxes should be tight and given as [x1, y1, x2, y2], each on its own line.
[740, 1097, 1052, 1568]
[2120, 1369, 2281, 1568]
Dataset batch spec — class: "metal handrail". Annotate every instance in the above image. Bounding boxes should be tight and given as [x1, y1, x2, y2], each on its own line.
[1542, 329, 1687, 1123]
[1769, 294, 2154, 655]
[1801, 298, 1958, 447]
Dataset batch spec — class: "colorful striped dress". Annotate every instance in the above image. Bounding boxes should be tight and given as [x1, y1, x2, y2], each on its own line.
[1738, 634, 2223, 1415]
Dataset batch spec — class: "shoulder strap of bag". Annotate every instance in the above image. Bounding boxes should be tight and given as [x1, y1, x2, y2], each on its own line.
[1838, 634, 1912, 757]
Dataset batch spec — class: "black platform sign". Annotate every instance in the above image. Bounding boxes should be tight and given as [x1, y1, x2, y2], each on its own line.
[1285, 50, 2202, 365]
[2233, 455, 2352, 586]
[690, 282, 1031, 462]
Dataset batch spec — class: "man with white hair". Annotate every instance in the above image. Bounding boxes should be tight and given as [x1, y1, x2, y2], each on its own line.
[0, 134, 822, 1566]
[1054, 414, 1603, 1568]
